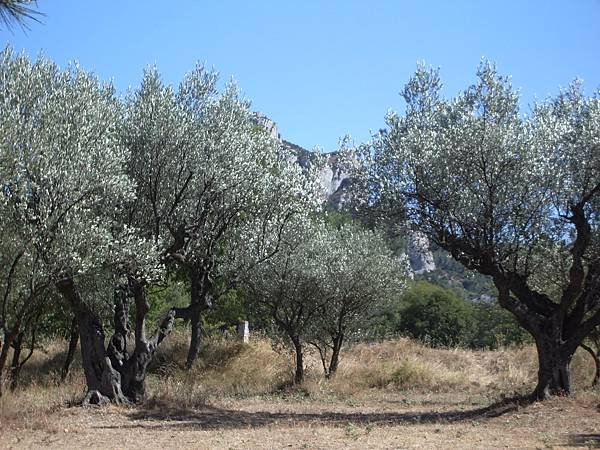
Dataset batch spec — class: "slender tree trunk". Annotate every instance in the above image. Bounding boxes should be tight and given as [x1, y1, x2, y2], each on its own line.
[580, 343, 600, 387]
[327, 334, 344, 378]
[185, 266, 212, 370]
[291, 337, 304, 384]
[61, 317, 79, 382]
[8, 332, 23, 390]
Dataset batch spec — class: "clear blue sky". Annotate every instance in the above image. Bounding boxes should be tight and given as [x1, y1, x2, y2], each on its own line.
[3, 0, 600, 151]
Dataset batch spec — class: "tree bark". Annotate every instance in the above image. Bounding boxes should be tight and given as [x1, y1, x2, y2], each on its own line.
[0, 330, 17, 396]
[8, 332, 23, 390]
[119, 278, 176, 403]
[532, 336, 574, 400]
[327, 334, 343, 378]
[291, 337, 304, 384]
[57, 277, 129, 404]
[185, 266, 212, 369]
[61, 317, 79, 382]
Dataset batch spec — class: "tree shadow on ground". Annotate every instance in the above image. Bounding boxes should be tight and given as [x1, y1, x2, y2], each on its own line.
[98, 395, 532, 431]
[568, 434, 600, 448]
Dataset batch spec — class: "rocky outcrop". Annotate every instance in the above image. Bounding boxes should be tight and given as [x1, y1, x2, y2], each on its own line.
[406, 231, 436, 274]
[254, 112, 434, 274]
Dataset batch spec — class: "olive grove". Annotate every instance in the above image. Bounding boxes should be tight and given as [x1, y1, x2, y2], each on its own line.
[0, 49, 323, 403]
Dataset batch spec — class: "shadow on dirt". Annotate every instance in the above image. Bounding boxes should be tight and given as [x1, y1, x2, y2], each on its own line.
[97, 395, 532, 431]
[568, 434, 600, 448]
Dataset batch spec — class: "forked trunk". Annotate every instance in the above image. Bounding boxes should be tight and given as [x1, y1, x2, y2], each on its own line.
[118, 278, 175, 403]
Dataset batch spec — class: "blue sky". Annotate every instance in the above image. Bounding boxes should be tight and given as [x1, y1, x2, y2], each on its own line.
[3, 0, 600, 151]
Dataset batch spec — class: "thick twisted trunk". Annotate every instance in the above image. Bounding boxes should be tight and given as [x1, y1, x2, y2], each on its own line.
[57, 277, 128, 404]
[533, 336, 574, 400]
[59, 276, 176, 405]
[119, 278, 176, 402]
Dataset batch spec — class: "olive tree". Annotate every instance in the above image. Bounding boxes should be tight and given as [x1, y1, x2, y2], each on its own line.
[244, 219, 408, 382]
[121, 66, 322, 369]
[243, 219, 329, 384]
[351, 61, 599, 399]
[0, 49, 165, 404]
[307, 223, 408, 378]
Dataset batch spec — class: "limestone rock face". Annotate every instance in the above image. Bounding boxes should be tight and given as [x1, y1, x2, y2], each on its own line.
[406, 230, 436, 275]
[254, 112, 434, 274]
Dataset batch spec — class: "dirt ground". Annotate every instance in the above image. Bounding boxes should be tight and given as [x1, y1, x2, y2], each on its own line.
[2, 392, 599, 450]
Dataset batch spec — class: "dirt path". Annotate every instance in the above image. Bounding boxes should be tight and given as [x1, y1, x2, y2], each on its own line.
[2, 394, 599, 449]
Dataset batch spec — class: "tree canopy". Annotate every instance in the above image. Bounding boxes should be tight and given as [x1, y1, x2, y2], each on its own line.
[351, 60, 600, 399]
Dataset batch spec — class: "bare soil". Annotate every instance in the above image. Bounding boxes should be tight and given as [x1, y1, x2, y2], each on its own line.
[2, 391, 599, 449]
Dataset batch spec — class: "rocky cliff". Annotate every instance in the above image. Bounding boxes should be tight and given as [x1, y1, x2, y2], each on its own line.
[254, 113, 435, 275]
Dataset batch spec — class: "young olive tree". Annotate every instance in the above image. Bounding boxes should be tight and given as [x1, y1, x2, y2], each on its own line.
[0, 49, 165, 404]
[307, 223, 408, 378]
[121, 67, 322, 369]
[243, 219, 329, 384]
[351, 61, 600, 399]
[244, 219, 408, 382]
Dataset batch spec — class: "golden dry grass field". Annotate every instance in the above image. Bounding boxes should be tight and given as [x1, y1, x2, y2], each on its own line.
[1, 334, 599, 449]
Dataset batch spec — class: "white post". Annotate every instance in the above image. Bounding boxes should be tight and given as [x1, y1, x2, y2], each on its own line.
[237, 321, 250, 343]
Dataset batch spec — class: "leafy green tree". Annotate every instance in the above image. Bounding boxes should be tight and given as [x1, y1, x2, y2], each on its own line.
[244, 218, 408, 382]
[398, 282, 474, 348]
[307, 222, 408, 377]
[352, 61, 600, 399]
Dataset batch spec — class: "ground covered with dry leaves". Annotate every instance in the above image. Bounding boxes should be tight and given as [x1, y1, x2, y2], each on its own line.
[1, 335, 599, 449]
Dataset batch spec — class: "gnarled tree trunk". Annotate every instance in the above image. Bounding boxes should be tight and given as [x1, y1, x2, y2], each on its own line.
[57, 277, 129, 404]
[533, 336, 574, 399]
[118, 277, 175, 403]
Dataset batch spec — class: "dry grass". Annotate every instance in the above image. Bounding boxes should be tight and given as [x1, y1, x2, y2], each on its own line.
[0, 333, 598, 449]
[0, 339, 86, 432]
[146, 333, 292, 408]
